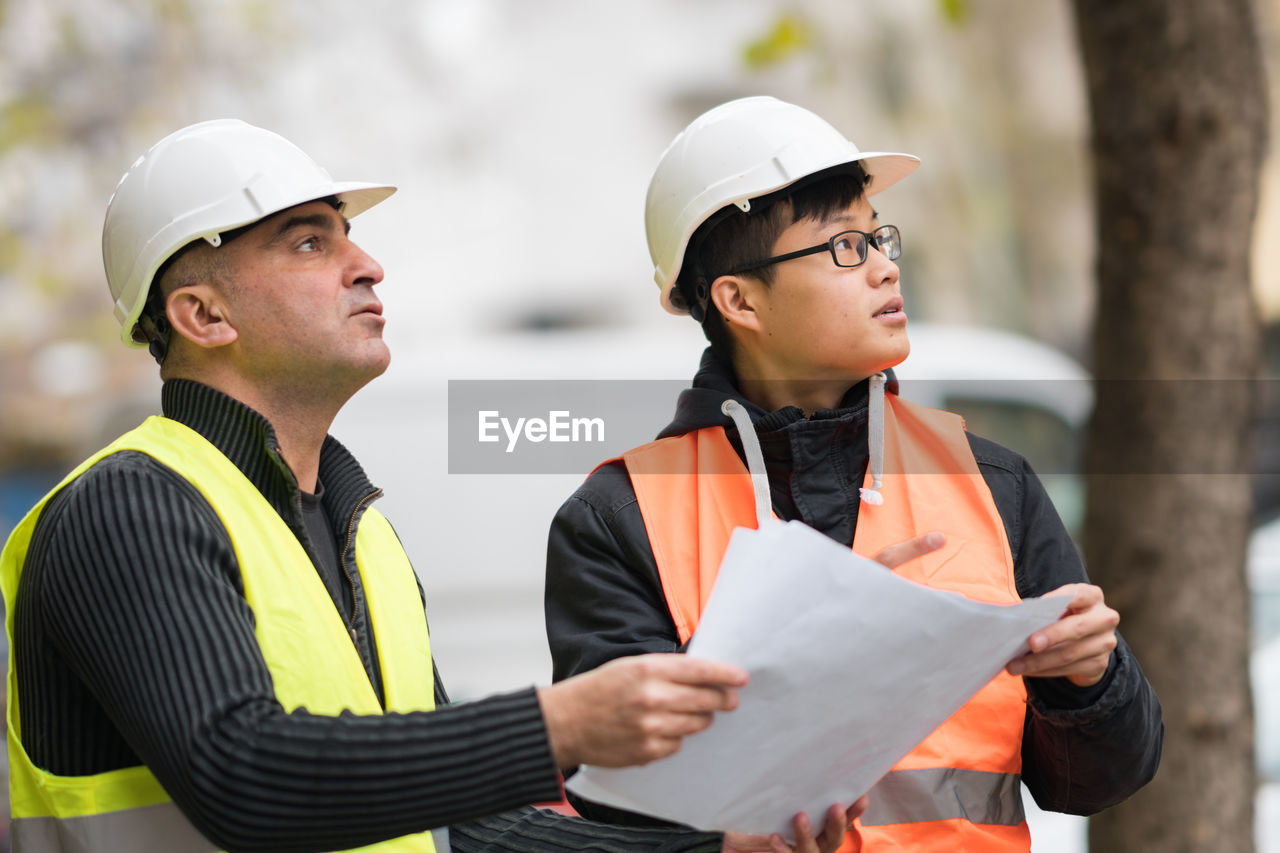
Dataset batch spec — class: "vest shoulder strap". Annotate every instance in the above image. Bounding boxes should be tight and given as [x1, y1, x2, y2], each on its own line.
[622, 430, 754, 643]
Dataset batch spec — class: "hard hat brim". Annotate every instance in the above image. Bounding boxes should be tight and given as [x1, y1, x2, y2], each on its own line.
[330, 183, 397, 219]
[856, 152, 920, 198]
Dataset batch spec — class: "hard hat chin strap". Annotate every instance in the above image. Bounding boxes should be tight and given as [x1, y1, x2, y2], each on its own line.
[135, 307, 171, 366]
[681, 202, 746, 323]
[688, 269, 710, 324]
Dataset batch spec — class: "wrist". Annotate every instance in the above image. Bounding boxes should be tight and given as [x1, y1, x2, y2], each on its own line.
[536, 682, 581, 769]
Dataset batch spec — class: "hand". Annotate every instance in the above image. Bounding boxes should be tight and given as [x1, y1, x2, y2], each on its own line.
[871, 532, 946, 570]
[537, 653, 748, 769]
[1006, 583, 1119, 687]
[723, 798, 868, 853]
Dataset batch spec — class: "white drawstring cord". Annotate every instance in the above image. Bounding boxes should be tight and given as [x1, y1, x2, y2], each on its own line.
[860, 373, 886, 506]
[724, 374, 885, 516]
[721, 399, 771, 529]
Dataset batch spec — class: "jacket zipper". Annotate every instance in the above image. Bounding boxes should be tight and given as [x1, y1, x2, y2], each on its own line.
[340, 488, 383, 647]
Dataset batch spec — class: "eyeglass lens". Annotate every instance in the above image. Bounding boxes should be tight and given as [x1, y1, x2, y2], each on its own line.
[831, 226, 900, 267]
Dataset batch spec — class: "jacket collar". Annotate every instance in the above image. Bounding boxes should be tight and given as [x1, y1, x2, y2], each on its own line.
[655, 350, 891, 544]
[657, 347, 895, 438]
[160, 379, 381, 534]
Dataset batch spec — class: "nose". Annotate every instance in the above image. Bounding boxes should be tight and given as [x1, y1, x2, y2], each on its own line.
[345, 238, 384, 287]
[866, 244, 899, 288]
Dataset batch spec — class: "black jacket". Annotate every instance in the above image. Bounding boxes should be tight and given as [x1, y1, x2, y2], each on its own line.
[546, 349, 1162, 822]
[15, 379, 722, 853]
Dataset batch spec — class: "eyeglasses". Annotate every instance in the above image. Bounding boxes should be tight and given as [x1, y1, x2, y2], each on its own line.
[724, 224, 902, 276]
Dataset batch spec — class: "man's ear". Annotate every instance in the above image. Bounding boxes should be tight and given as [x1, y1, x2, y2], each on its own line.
[709, 274, 764, 333]
[165, 284, 239, 349]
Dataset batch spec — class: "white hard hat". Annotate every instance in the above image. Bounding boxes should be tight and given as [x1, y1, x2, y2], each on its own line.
[645, 96, 919, 315]
[103, 119, 396, 347]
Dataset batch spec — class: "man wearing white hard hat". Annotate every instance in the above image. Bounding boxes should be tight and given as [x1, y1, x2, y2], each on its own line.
[545, 97, 1163, 850]
[0, 120, 859, 853]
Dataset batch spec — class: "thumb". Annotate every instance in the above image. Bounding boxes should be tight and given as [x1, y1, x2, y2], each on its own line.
[872, 532, 945, 570]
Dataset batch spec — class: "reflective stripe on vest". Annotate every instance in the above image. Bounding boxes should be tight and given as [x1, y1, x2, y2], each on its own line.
[11, 801, 218, 853]
[2, 416, 438, 852]
[861, 767, 1024, 826]
[11, 814, 450, 853]
[619, 395, 1031, 851]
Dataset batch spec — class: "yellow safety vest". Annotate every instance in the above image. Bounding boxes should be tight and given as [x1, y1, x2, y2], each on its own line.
[2, 416, 439, 853]
[617, 395, 1032, 852]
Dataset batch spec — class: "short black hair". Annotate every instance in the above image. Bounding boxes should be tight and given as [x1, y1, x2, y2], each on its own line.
[675, 164, 870, 363]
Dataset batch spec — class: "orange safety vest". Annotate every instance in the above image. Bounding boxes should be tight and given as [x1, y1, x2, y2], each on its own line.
[617, 394, 1031, 851]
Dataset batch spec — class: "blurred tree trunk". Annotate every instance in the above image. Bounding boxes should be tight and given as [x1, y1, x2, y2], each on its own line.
[1070, 2, 1267, 851]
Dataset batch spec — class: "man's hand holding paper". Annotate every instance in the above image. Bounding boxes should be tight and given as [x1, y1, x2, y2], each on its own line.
[1006, 582, 1120, 686]
[722, 798, 868, 853]
[727, 799, 865, 850]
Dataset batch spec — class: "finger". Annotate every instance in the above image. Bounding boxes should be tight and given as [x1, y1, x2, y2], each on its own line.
[639, 654, 750, 688]
[1011, 639, 1114, 677]
[640, 709, 719, 739]
[789, 811, 817, 853]
[627, 733, 686, 765]
[1007, 629, 1116, 683]
[1027, 625, 1117, 667]
[1033, 616, 1118, 660]
[1024, 658, 1112, 685]
[722, 833, 772, 852]
[816, 803, 847, 851]
[1018, 613, 1118, 664]
[1011, 643, 1115, 682]
[1041, 583, 1101, 613]
[1028, 603, 1118, 654]
[845, 795, 869, 823]
[1023, 588, 1088, 651]
[648, 682, 741, 714]
[872, 532, 946, 570]
[844, 797, 867, 853]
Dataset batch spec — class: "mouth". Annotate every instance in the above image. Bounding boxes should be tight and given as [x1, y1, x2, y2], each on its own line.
[353, 302, 384, 318]
[874, 297, 904, 319]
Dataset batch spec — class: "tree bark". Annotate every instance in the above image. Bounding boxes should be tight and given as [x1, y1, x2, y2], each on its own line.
[1069, 2, 1267, 851]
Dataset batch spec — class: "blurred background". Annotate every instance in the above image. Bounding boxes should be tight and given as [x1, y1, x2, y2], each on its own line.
[2, 0, 1279, 850]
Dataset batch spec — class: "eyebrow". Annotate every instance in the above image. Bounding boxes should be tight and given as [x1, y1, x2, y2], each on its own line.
[822, 209, 880, 227]
[265, 211, 352, 245]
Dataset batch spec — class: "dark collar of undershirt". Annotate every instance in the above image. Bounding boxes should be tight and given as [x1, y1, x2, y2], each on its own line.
[299, 480, 353, 624]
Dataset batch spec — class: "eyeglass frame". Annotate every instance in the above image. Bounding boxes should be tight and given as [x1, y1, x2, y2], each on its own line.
[722, 224, 901, 276]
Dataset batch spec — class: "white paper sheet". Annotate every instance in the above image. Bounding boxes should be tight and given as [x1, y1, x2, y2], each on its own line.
[566, 519, 1068, 839]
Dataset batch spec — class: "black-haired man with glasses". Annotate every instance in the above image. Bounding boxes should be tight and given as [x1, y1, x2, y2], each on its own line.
[544, 97, 1162, 851]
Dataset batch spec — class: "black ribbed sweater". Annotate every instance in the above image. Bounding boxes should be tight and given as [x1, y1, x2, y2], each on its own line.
[13, 380, 720, 853]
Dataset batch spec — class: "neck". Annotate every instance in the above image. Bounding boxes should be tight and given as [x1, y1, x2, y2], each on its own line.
[735, 375, 856, 415]
[730, 348, 869, 414]
[253, 401, 332, 493]
[169, 367, 344, 492]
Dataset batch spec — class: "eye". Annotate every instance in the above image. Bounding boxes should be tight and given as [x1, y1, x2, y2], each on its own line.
[833, 235, 856, 251]
[297, 236, 321, 252]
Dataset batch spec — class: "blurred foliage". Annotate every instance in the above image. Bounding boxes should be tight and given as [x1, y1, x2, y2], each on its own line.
[0, 97, 58, 152]
[743, 13, 815, 69]
[0, 0, 287, 324]
[745, 0, 970, 75]
[937, 0, 972, 27]
[0, 0, 290, 460]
